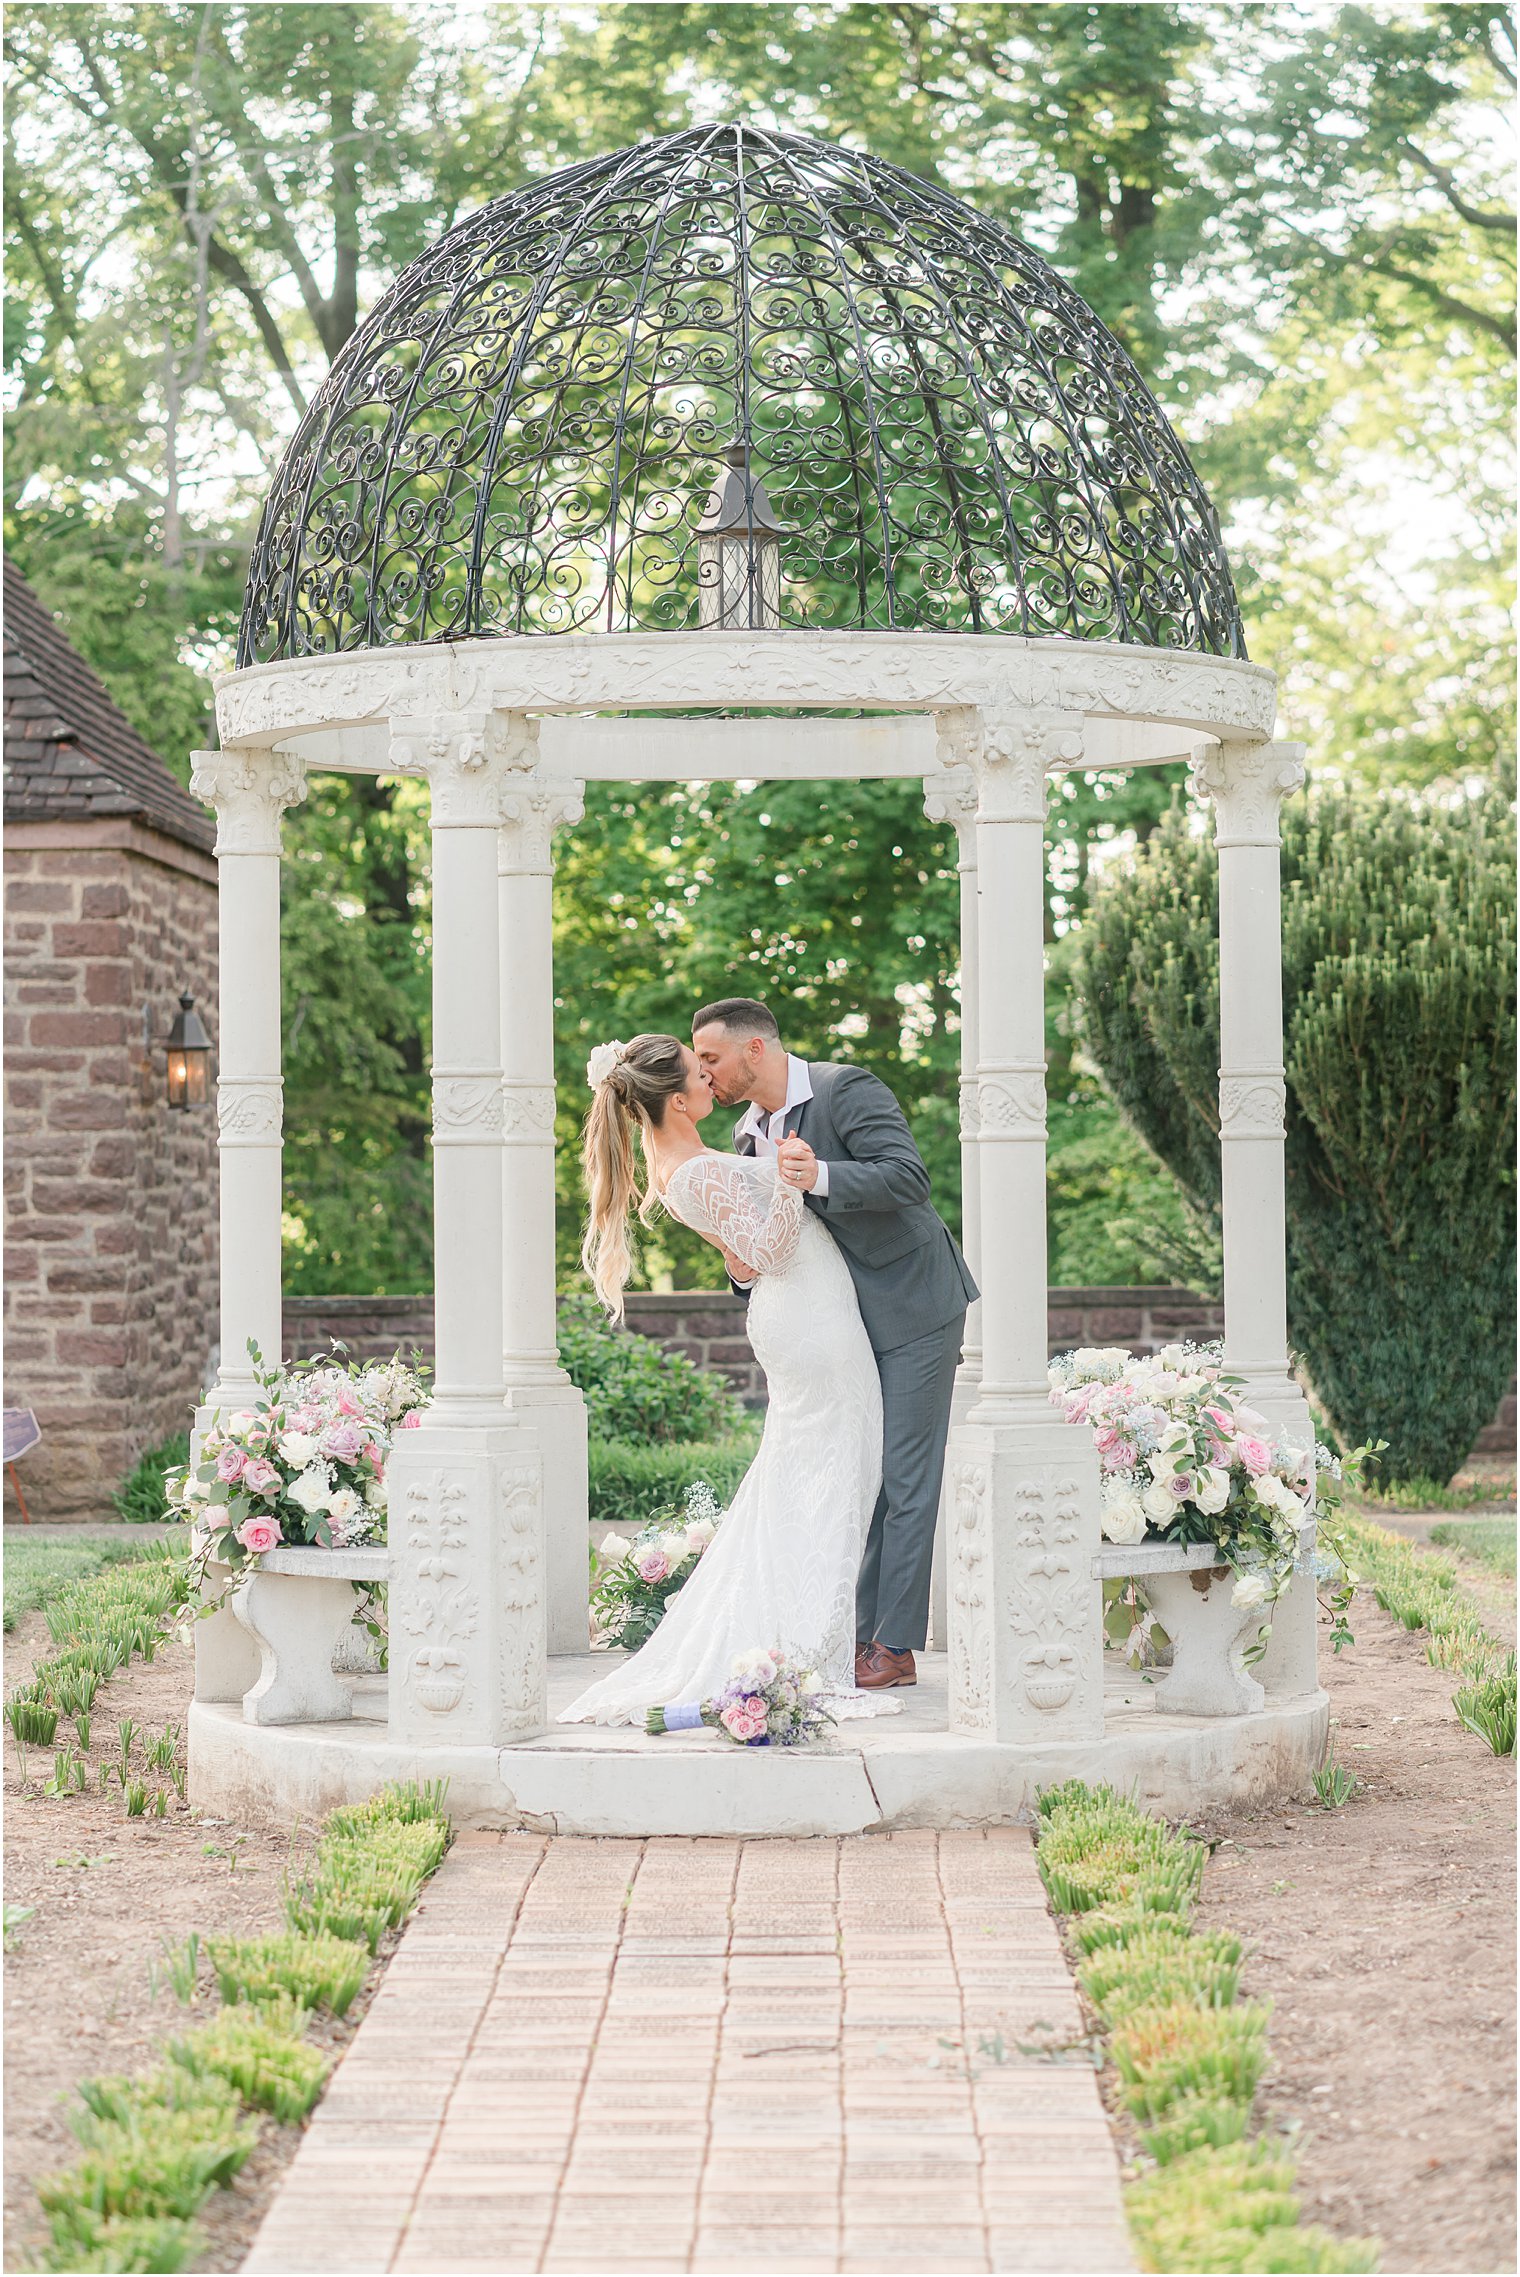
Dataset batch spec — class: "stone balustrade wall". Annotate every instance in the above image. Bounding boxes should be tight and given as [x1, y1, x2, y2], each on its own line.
[282, 1289, 1515, 1456]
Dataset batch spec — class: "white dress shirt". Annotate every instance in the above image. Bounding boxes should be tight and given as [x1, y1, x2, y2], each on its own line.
[735, 1055, 831, 1196]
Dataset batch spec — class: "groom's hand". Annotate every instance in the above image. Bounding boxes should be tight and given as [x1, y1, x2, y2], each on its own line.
[777, 1136, 819, 1192]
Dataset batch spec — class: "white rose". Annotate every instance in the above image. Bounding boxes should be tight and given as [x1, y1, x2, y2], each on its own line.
[1195, 1467, 1231, 1515]
[684, 1518, 716, 1550]
[327, 1488, 361, 1527]
[656, 1532, 686, 1563]
[598, 1532, 629, 1565]
[279, 1431, 318, 1467]
[183, 1472, 212, 1504]
[1149, 1451, 1183, 1483]
[1159, 1422, 1191, 1452]
[1157, 1343, 1188, 1368]
[1143, 1482, 1178, 1523]
[1231, 1572, 1269, 1611]
[1101, 1490, 1148, 1545]
[288, 1465, 333, 1515]
[228, 1410, 257, 1433]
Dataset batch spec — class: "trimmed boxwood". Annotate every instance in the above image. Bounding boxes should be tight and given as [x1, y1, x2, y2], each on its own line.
[587, 1432, 760, 1527]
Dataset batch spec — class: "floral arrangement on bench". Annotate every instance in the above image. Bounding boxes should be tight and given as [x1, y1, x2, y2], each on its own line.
[1048, 1342, 1360, 1616]
[166, 1342, 429, 1583]
[591, 1482, 723, 1650]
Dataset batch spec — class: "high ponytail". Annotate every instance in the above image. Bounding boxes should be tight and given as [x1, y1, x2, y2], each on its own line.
[580, 1033, 689, 1320]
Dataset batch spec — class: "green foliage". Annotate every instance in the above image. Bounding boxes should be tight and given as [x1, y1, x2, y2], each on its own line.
[1126, 2141, 1379, 2274]
[168, 1998, 331, 2125]
[587, 1433, 760, 1528]
[112, 1438, 190, 1525]
[38, 2208, 206, 2275]
[1079, 783, 1517, 1483]
[282, 1783, 451, 1954]
[1111, 2001, 1272, 2124]
[1453, 1656, 1518, 1757]
[3, 1535, 163, 1632]
[1428, 1516, 1518, 1575]
[206, 1930, 368, 2019]
[1035, 1785, 1205, 1918]
[40, 2083, 257, 2224]
[1078, 1925, 1244, 2025]
[557, 1295, 744, 1443]
[1311, 1756, 1359, 1809]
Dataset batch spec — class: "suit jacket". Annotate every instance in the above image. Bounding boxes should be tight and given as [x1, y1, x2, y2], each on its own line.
[732, 1060, 978, 1354]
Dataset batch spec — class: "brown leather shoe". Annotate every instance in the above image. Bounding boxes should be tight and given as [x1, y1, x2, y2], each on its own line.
[856, 1643, 916, 1689]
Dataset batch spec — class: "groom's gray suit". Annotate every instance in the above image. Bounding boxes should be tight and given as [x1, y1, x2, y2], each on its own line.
[733, 1061, 977, 1652]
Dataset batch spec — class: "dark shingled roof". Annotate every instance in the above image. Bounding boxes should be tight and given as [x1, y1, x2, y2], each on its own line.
[3, 561, 215, 855]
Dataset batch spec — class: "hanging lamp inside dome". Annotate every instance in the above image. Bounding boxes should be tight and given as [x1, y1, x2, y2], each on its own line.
[239, 124, 1244, 664]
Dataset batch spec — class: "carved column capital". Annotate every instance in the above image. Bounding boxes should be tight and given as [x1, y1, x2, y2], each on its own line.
[191, 747, 307, 855]
[1191, 739, 1307, 849]
[975, 707, 1085, 824]
[391, 710, 539, 829]
[924, 708, 980, 845]
[499, 775, 586, 876]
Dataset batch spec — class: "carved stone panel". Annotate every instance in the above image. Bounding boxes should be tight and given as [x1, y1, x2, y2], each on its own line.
[216, 1080, 283, 1147]
[1218, 1072, 1287, 1141]
[947, 1458, 993, 1734]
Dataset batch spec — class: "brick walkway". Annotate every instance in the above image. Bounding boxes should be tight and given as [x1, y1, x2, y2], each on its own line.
[244, 1830, 1133, 2276]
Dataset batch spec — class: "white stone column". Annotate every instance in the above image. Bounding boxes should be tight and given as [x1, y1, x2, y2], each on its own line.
[945, 708, 1104, 1744]
[189, 747, 307, 1409]
[498, 754, 590, 1654]
[924, 712, 981, 1650]
[186, 746, 307, 1706]
[384, 713, 546, 1746]
[1192, 738, 1319, 1697]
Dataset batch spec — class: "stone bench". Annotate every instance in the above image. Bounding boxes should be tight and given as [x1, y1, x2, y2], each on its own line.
[229, 1546, 387, 1727]
[1097, 1526, 1316, 1718]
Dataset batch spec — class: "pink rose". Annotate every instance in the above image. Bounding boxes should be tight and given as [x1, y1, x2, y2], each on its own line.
[1167, 1471, 1194, 1499]
[1234, 1435, 1272, 1477]
[1102, 1443, 1137, 1472]
[323, 1422, 363, 1461]
[634, 1548, 671, 1584]
[721, 1703, 765, 1742]
[242, 1457, 281, 1495]
[215, 1447, 247, 1483]
[237, 1515, 282, 1555]
[399, 1410, 421, 1430]
[336, 1388, 361, 1417]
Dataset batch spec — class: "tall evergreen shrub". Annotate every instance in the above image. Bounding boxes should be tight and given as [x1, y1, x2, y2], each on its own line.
[1078, 783, 1515, 1483]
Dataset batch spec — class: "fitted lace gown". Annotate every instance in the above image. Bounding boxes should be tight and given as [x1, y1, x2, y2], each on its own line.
[559, 1152, 892, 1726]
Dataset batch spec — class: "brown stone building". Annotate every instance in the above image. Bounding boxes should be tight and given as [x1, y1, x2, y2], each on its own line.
[4, 563, 219, 1519]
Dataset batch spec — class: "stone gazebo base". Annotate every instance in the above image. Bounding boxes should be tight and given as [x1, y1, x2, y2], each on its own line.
[187, 1656, 1328, 1837]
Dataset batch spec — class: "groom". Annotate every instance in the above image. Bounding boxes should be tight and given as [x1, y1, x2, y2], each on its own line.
[692, 997, 977, 1688]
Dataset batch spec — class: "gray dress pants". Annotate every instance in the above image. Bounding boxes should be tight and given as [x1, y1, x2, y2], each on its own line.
[854, 1312, 966, 1653]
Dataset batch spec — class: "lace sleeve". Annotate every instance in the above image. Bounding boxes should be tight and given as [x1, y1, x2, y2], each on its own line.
[667, 1155, 804, 1275]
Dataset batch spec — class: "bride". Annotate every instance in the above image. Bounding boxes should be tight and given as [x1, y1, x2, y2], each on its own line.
[558, 1032, 894, 1727]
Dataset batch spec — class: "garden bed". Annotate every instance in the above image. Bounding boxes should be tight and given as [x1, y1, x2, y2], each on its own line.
[1188, 1587, 1516, 2275]
[2, 1593, 377, 2273]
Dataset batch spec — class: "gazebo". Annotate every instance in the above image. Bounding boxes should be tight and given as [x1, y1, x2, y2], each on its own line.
[188, 125, 1323, 1833]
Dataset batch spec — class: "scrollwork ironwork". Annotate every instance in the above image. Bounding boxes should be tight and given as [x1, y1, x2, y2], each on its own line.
[239, 127, 1245, 665]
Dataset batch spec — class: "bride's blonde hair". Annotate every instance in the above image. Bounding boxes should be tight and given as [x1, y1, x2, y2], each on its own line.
[581, 1033, 691, 1320]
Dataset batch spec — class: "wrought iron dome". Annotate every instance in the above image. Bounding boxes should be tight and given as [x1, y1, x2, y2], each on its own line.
[238, 124, 1246, 665]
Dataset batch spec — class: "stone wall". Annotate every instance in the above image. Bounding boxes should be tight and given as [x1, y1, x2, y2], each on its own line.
[4, 824, 219, 1519]
[282, 1286, 1516, 1460]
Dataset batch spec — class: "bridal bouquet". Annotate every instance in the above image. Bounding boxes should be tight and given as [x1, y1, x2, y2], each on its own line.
[647, 1647, 834, 1746]
[1048, 1342, 1345, 1610]
[592, 1483, 723, 1651]
[166, 1340, 429, 1581]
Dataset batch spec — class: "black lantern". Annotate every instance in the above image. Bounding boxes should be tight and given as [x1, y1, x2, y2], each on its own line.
[695, 443, 784, 630]
[164, 994, 212, 1109]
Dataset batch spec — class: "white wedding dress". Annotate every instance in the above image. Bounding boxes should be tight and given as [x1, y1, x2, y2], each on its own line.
[559, 1152, 897, 1727]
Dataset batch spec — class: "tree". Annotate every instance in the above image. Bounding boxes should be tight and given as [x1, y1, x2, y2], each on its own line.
[1077, 782, 1516, 1482]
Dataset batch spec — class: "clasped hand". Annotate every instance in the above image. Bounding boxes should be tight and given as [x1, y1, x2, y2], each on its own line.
[776, 1135, 819, 1191]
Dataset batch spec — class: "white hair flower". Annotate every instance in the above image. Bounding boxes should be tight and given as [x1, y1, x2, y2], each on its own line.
[586, 1040, 628, 1088]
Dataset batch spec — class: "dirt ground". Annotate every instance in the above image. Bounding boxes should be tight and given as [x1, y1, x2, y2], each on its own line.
[5, 1539, 1516, 2276]
[1191, 1591, 1517, 2277]
[1, 1614, 369, 2275]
